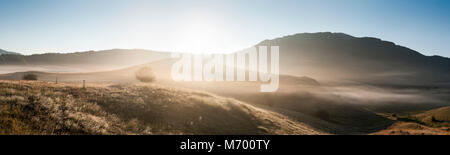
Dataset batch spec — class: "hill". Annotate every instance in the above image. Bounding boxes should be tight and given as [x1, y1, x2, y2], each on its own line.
[0, 80, 322, 135]
[0, 49, 20, 55]
[372, 106, 450, 135]
[414, 106, 450, 126]
[0, 49, 169, 68]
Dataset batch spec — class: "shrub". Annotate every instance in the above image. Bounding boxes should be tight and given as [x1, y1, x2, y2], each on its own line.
[135, 67, 155, 83]
[22, 74, 38, 80]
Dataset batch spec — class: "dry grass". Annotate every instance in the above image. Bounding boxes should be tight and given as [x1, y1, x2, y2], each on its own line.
[371, 122, 450, 135]
[372, 106, 450, 135]
[0, 80, 322, 135]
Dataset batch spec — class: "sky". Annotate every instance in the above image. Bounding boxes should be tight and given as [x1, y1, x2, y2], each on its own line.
[0, 0, 449, 57]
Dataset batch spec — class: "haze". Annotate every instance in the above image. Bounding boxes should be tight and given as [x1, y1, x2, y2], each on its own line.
[0, 0, 449, 56]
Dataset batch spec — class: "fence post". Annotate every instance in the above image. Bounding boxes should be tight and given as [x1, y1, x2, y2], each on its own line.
[83, 80, 85, 89]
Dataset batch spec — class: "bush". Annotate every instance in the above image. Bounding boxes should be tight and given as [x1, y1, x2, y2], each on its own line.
[22, 74, 38, 80]
[135, 67, 155, 83]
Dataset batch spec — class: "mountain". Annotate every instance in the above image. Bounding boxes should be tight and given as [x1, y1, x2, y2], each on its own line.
[258, 32, 450, 86]
[0, 49, 20, 55]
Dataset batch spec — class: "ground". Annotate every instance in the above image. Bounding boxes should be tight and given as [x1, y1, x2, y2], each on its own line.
[0, 80, 322, 135]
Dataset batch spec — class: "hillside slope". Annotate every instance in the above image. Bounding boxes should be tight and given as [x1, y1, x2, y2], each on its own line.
[0, 80, 322, 135]
[372, 106, 450, 135]
[414, 106, 450, 126]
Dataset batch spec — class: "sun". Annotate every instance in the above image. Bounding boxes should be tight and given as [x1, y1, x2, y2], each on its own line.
[178, 16, 227, 54]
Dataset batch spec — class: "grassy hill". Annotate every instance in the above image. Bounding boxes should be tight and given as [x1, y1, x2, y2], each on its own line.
[372, 106, 450, 135]
[0, 80, 322, 135]
[371, 122, 450, 135]
[413, 106, 450, 127]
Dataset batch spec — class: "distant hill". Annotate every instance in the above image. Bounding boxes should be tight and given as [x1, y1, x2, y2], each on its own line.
[0, 49, 20, 55]
[258, 32, 450, 86]
[0, 49, 170, 68]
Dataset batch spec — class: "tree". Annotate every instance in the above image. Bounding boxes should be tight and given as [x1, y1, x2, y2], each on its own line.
[22, 73, 38, 80]
[431, 116, 438, 122]
[135, 67, 155, 83]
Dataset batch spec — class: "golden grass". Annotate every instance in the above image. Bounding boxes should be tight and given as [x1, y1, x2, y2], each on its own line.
[0, 80, 322, 135]
[371, 122, 450, 135]
[372, 106, 450, 135]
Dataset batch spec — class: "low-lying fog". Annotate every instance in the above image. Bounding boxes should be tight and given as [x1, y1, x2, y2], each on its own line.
[324, 85, 447, 105]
